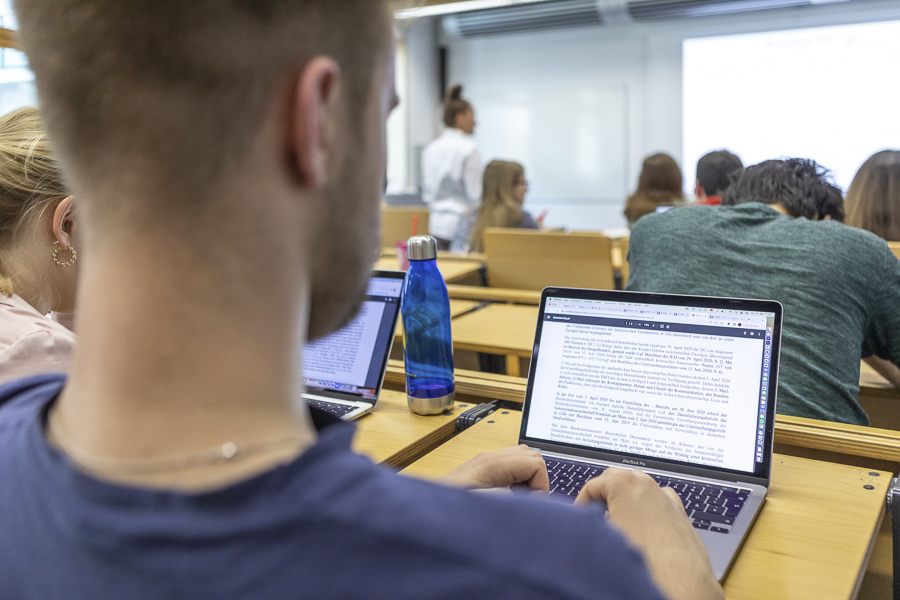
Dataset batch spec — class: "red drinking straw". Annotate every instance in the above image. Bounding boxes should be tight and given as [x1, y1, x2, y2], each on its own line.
[412, 214, 418, 237]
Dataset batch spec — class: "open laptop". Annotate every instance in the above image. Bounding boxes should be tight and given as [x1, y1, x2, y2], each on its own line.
[520, 288, 782, 580]
[301, 270, 404, 420]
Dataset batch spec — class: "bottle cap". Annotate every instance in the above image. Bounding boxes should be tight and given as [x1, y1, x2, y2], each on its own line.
[407, 235, 438, 261]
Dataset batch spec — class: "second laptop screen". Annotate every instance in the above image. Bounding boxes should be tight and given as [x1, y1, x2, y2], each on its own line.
[525, 297, 775, 474]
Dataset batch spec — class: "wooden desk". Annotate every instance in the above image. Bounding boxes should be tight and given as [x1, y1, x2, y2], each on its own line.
[373, 257, 484, 285]
[450, 304, 539, 376]
[393, 299, 483, 344]
[383, 359, 529, 405]
[402, 410, 890, 600]
[446, 284, 542, 305]
[381, 248, 487, 262]
[352, 389, 474, 469]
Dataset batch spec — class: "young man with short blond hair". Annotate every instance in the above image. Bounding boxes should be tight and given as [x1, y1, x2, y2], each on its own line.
[0, 2, 721, 598]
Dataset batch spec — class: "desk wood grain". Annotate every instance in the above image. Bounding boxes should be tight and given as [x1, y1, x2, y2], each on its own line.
[446, 284, 542, 305]
[450, 304, 539, 376]
[394, 299, 483, 343]
[352, 389, 473, 469]
[381, 248, 487, 262]
[373, 257, 484, 285]
[384, 360, 529, 404]
[402, 410, 889, 600]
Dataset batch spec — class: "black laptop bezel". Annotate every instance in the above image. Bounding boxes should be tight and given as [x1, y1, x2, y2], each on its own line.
[519, 287, 783, 487]
[302, 270, 405, 405]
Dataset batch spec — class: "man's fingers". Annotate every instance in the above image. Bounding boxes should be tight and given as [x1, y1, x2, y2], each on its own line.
[500, 447, 550, 491]
[661, 486, 686, 514]
[574, 467, 631, 505]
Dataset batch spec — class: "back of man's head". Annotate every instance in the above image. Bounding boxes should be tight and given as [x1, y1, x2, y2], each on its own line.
[696, 150, 743, 197]
[722, 158, 845, 222]
[14, 0, 391, 232]
[14, 0, 394, 340]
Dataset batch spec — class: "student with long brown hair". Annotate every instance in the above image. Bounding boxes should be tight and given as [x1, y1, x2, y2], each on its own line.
[844, 150, 900, 389]
[421, 84, 483, 250]
[0, 105, 77, 385]
[845, 150, 900, 241]
[624, 153, 686, 227]
[459, 160, 540, 253]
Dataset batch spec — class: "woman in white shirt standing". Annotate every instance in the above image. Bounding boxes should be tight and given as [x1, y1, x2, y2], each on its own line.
[421, 85, 483, 250]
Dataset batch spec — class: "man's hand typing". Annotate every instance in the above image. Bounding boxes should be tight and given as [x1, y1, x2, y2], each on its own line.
[436, 445, 550, 492]
[576, 468, 724, 600]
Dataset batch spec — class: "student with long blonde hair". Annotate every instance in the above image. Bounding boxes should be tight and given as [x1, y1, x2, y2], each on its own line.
[456, 160, 540, 253]
[0, 106, 77, 386]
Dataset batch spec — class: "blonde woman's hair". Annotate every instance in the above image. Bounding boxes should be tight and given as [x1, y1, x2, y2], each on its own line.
[845, 150, 900, 241]
[469, 160, 525, 253]
[0, 106, 69, 296]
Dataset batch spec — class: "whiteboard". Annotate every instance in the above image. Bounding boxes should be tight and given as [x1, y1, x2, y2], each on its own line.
[473, 85, 629, 204]
[684, 20, 900, 193]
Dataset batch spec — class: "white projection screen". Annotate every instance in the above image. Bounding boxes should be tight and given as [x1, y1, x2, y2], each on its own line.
[683, 20, 900, 194]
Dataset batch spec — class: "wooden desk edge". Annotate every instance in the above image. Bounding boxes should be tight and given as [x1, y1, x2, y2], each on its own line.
[386, 368, 900, 464]
[378, 418, 459, 470]
[775, 414, 900, 462]
[384, 362, 528, 404]
[854, 504, 887, 600]
[446, 284, 542, 305]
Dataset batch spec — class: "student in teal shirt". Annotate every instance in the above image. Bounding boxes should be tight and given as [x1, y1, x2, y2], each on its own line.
[628, 159, 900, 426]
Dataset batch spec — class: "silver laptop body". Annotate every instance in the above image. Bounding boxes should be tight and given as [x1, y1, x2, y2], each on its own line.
[302, 270, 404, 421]
[519, 288, 783, 580]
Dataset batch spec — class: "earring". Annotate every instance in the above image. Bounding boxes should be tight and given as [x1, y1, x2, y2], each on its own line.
[52, 242, 76, 267]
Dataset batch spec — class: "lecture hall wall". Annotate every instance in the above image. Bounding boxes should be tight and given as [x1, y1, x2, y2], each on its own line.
[389, 0, 900, 231]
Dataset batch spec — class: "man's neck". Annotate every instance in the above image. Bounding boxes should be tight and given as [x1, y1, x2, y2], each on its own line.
[52, 235, 318, 492]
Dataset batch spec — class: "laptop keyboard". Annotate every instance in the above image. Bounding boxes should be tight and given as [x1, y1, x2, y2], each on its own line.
[306, 399, 357, 418]
[544, 457, 750, 534]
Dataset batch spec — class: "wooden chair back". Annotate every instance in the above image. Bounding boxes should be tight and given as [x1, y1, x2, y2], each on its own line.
[887, 241, 900, 262]
[482, 228, 615, 291]
[611, 237, 629, 287]
[381, 206, 429, 249]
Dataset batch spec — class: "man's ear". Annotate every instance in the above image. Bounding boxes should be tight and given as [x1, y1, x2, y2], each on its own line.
[51, 196, 75, 250]
[288, 57, 342, 189]
[694, 181, 704, 198]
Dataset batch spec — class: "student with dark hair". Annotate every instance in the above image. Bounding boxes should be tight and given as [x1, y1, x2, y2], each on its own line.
[421, 84, 483, 250]
[0, 1, 722, 598]
[845, 150, 900, 241]
[623, 153, 685, 227]
[628, 158, 900, 426]
[721, 159, 844, 221]
[694, 150, 743, 206]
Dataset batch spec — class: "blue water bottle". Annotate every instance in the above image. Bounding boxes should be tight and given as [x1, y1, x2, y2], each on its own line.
[401, 235, 455, 415]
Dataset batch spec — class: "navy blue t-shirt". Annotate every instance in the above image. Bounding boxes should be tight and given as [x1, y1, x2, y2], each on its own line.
[0, 375, 667, 599]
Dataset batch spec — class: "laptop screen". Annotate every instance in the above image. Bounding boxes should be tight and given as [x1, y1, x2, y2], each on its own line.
[302, 272, 403, 401]
[523, 291, 780, 477]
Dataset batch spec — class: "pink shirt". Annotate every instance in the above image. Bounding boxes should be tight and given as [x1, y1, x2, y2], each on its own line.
[0, 293, 75, 387]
